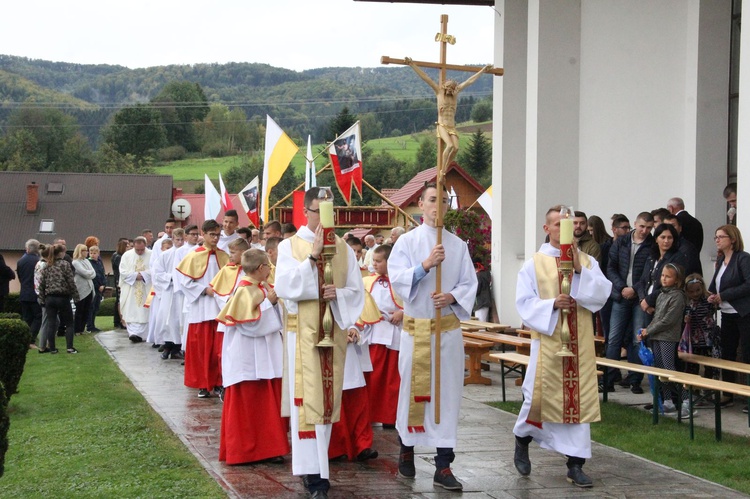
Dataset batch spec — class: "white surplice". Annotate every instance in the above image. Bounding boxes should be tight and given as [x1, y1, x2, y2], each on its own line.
[152, 246, 182, 344]
[514, 243, 611, 458]
[275, 225, 365, 478]
[221, 299, 284, 387]
[388, 224, 477, 448]
[119, 248, 152, 339]
[363, 278, 402, 351]
[218, 230, 241, 253]
[172, 242, 196, 345]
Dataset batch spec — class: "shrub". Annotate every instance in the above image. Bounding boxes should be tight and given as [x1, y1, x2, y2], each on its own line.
[155, 145, 187, 162]
[97, 297, 116, 317]
[0, 381, 8, 478]
[2, 293, 20, 314]
[444, 208, 491, 267]
[0, 319, 31, 401]
[0, 313, 21, 320]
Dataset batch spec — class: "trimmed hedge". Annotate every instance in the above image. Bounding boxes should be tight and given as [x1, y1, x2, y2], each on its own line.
[97, 297, 116, 317]
[2, 293, 20, 315]
[0, 319, 31, 401]
[0, 313, 21, 320]
[0, 381, 8, 478]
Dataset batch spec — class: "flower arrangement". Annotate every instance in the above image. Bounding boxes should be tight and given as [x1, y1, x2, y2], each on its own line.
[444, 208, 491, 267]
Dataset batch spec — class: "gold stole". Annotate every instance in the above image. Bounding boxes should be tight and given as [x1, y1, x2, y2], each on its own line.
[290, 235, 349, 438]
[528, 252, 601, 426]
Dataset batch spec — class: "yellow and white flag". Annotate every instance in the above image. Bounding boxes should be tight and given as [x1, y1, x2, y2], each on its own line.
[261, 115, 298, 224]
[477, 185, 492, 221]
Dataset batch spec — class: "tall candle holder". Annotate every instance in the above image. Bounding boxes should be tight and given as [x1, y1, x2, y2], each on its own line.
[317, 188, 336, 348]
[557, 206, 575, 357]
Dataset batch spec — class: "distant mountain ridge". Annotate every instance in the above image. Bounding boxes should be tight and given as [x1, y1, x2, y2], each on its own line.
[0, 54, 494, 142]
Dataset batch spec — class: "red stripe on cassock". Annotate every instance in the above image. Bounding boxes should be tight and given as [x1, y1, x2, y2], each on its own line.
[414, 396, 431, 403]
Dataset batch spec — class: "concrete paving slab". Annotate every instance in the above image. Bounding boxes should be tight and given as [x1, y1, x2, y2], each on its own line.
[97, 331, 748, 498]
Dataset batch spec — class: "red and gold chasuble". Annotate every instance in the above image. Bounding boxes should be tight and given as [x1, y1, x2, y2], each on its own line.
[527, 251, 601, 426]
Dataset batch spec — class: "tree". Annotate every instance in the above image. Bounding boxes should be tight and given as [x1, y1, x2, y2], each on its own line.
[58, 133, 96, 172]
[358, 150, 416, 206]
[359, 112, 383, 142]
[2, 108, 78, 170]
[457, 129, 492, 187]
[470, 98, 493, 123]
[151, 81, 210, 152]
[0, 128, 44, 171]
[197, 104, 259, 157]
[327, 106, 357, 142]
[415, 136, 437, 170]
[103, 105, 166, 159]
[96, 142, 153, 174]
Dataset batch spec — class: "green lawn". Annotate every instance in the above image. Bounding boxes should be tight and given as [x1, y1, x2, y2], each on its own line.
[154, 125, 489, 182]
[2, 317, 224, 498]
[489, 401, 750, 495]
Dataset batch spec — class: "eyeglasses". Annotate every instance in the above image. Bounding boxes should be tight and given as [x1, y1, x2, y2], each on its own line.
[714, 235, 730, 240]
[306, 207, 319, 213]
[205, 232, 221, 238]
[187, 233, 199, 237]
[616, 225, 631, 231]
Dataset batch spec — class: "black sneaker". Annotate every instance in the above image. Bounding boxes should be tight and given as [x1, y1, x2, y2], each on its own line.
[66, 348, 78, 354]
[398, 451, 415, 478]
[631, 384, 644, 394]
[49, 349, 59, 354]
[566, 465, 593, 488]
[197, 389, 211, 398]
[356, 448, 378, 461]
[433, 468, 463, 491]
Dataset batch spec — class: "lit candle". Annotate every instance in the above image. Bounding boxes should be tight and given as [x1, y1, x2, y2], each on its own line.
[560, 218, 574, 244]
[319, 200, 335, 228]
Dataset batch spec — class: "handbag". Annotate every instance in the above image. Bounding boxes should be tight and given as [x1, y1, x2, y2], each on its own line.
[678, 322, 692, 354]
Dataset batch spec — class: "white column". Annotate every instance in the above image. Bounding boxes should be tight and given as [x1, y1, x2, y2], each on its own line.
[736, 5, 750, 236]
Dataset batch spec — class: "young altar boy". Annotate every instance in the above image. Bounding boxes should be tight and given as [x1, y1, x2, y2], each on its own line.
[216, 248, 289, 464]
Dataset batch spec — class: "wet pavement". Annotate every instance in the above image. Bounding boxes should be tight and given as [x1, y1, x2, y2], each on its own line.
[97, 330, 748, 498]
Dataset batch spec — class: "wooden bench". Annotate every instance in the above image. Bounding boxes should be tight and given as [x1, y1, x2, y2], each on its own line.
[489, 352, 530, 402]
[461, 320, 510, 333]
[596, 357, 679, 425]
[464, 338, 495, 386]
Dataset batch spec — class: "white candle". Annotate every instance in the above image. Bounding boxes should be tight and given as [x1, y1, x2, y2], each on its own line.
[560, 218, 574, 244]
[319, 200, 334, 228]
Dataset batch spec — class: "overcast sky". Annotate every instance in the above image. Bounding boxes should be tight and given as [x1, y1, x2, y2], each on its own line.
[2, 1, 497, 71]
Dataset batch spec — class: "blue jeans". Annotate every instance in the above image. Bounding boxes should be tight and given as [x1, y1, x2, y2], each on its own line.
[606, 299, 647, 386]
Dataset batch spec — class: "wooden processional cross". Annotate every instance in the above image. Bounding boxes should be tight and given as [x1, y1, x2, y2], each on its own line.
[382, 15, 503, 423]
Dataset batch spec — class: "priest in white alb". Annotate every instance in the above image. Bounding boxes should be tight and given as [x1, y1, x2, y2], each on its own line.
[275, 187, 365, 499]
[119, 236, 152, 342]
[513, 205, 611, 488]
[388, 183, 477, 492]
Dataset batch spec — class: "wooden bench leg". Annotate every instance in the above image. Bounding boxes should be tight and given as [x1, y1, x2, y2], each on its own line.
[464, 347, 492, 386]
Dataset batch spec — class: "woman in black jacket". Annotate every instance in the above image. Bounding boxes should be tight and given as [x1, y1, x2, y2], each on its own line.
[636, 223, 687, 316]
[708, 224, 750, 405]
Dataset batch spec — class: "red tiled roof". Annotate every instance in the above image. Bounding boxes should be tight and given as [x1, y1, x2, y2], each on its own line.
[382, 163, 485, 208]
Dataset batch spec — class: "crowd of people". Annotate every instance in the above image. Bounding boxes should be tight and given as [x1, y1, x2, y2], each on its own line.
[6, 183, 745, 495]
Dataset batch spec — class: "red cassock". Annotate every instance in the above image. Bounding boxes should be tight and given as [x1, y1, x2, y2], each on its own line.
[366, 344, 400, 425]
[328, 386, 373, 460]
[184, 320, 223, 389]
[219, 378, 290, 464]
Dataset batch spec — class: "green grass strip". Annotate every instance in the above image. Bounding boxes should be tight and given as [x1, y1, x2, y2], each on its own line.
[489, 401, 750, 495]
[3, 326, 224, 498]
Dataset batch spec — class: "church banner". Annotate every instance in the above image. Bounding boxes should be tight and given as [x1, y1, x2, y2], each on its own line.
[327, 121, 363, 205]
[238, 176, 260, 228]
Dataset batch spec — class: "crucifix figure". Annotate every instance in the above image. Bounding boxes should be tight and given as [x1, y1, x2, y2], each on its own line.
[404, 57, 492, 171]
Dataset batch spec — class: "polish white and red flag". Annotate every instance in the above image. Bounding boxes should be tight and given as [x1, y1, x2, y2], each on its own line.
[327, 121, 363, 205]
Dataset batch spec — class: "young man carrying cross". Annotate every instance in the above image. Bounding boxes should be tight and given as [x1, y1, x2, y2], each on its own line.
[387, 183, 477, 491]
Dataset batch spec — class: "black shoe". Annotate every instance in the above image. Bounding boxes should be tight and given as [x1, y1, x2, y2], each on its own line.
[382, 423, 396, 429]
[152, 343, 161, 349]
[66, 348, 78, 354]
[128, 335, 143, 343]
[171, 351, 185, 360]
[157, 345, 165, 352]
[513, 438, 531, 476]
[214, 386, 224, 400]
[161, 350, 170, 360]
[267, 456, 285, 464]
[197, 389, 211, 398]
[567, 464, 593, 488]
[49, 349, 59, 354]
[398, 451, 415, 478]
[617, 380, 631, 388]
[356, 448, 378, 461]
[598, 384, 614, 393]
[631, 384, 644, 394]
[433, 468, 463, 491]
[38, 349, 50, 354]
[88, 328, 101, 333]
[310, 491, 328, 499]
[644, 403, 653, 411]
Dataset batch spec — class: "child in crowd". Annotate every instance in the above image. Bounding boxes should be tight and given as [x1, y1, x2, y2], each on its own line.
[683, 274, 719, 382]
[638, 263, 692, 418]
[216, 249, 288, 465]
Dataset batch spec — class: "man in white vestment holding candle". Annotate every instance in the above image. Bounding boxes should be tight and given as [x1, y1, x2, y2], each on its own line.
[513, 205, 611, 488]
[388, 183, 477, 491]
[275, 187, 365, 499]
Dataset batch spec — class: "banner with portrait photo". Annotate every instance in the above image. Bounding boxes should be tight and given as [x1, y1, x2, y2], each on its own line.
[327, 121, 363, 205]
[239, 176, 260, 228]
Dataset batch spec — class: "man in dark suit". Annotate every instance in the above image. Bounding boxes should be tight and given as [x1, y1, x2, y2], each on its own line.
[667, 197, 704, 252]
[17, 239, 42, 346]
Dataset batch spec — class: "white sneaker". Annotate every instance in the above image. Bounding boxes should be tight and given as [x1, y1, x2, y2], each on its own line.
[662, 400, 677, 414]
[679, 405, 697, 419]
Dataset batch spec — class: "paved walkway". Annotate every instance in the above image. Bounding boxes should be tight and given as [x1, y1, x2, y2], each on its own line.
[97, 331, 748, 498]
